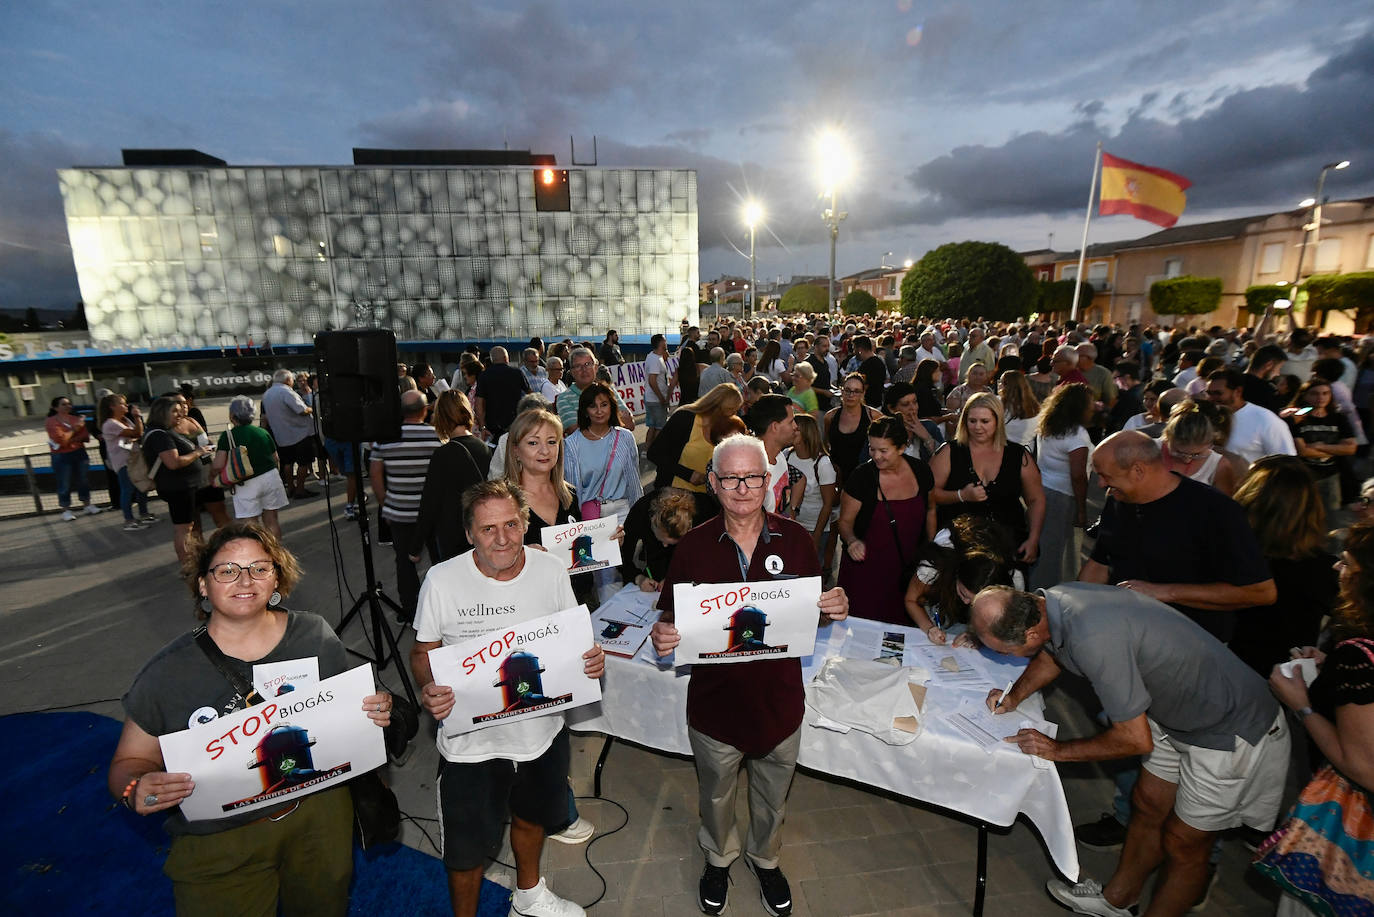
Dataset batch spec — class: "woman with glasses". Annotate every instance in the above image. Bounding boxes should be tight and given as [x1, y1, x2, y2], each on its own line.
[46, 395, 103, 521]
[107, 522, 392, 916]
[836, 416, 936, 624]
[1160, 399, 1238, 496]
[98, 393, 155, 531]
[823, 372, 884, 486]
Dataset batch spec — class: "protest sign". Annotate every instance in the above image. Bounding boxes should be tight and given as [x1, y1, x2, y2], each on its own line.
[606, 358, 680, 416]
[252, 657, 319, 700]
[589, 587, 658, 658]
[540, 516, 622, 574]
[671, 576, 823, 666]
[427, 605, 601, 737]
[159, 664, 384, 822]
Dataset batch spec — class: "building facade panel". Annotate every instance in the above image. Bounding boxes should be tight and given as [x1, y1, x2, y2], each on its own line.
[58, 165, 699, 349]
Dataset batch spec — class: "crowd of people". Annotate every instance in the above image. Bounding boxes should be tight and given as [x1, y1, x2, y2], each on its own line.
[90, 312, 1374, 917]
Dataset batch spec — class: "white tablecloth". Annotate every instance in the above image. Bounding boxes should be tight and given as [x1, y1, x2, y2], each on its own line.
[569, 586, 1080, 880]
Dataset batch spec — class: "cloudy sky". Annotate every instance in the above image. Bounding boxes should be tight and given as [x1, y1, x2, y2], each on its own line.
[3, 0, 1373, 311]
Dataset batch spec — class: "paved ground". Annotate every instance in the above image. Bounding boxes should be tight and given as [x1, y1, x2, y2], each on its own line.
[0, 414, 1280, 915]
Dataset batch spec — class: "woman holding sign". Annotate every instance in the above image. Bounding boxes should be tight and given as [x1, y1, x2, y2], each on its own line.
[107, 523, 393, 916]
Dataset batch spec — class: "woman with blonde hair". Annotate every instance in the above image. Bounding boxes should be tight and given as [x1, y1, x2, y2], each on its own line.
[786, 412, 839, 560]
[647, 382, 745, 492]
[929, 391, 1045, 564]
[412, 389, 492, 561]
[787, 360, 821, 422]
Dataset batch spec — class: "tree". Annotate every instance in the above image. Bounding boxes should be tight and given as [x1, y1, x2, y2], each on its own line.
[900, 241, 1036, 321]
[1149, 276, 1222, 316]
[1243, 284, 1289, 317]
[841, 289, 879, 316]
[779, 283, 827, 314]
[1035, 280, 1095, 316]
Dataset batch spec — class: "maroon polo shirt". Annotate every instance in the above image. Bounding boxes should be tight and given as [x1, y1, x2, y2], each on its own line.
[658, 510, 822, 755]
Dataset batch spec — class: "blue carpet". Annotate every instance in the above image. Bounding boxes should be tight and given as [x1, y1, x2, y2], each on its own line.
[0, 712, 511, 916]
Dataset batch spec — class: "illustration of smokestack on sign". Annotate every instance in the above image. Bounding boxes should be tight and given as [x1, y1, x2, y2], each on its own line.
[570, 534, 596, 568]
[722, 605, 783, 653]
[248, 724, 322, 792]
[493, 651, 555, 711]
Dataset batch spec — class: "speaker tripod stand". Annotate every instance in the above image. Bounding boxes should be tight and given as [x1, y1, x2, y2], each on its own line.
[335, 441, 419, 712]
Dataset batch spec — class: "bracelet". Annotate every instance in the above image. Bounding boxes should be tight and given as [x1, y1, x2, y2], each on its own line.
[1296, 706, 1314, 720]
[120, 776, 139, 812]
[957, 489, 965, 502]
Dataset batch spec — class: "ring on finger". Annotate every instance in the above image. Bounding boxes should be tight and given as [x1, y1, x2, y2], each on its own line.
[145, 794, 158, 806]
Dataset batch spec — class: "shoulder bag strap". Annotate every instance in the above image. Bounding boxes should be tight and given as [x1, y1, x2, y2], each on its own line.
[876, 477, 908, 572]
[595, 429, 619, 502]
[193, 625, 264, 709]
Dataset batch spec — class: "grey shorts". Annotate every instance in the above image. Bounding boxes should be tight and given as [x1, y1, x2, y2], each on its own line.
[645, 402, 668, 429]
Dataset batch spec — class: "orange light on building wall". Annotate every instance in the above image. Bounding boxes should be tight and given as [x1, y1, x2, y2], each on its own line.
[541, 168, 555, 185]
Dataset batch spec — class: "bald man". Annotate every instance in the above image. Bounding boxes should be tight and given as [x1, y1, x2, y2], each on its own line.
[1080, 432, 1274, 642]
[474, 345, 530, 438]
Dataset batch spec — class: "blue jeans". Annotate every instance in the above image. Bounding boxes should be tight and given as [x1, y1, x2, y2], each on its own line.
[52, 450, 90, 508]
[117, 466, 149, 521]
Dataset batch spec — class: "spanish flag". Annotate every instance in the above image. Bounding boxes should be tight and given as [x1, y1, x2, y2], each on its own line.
[1099, 152, 1191, 228]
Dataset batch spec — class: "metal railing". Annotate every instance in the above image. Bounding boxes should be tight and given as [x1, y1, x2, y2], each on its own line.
[0, 443, 121, 519]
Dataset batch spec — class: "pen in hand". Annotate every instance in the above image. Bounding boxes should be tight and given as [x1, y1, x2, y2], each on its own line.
[994, 679, 1014, 711]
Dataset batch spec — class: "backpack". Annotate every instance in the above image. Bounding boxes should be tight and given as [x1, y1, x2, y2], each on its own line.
[126, 435, 162, 494]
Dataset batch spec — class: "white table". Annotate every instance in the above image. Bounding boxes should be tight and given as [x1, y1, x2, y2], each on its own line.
[569, 586, 1080, 915]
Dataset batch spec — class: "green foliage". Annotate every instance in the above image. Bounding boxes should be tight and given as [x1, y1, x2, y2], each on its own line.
[1302, 272, 1374, 314]
[779, 283, 828, 314]
[1243, 284, 1290, 317]
[1148, 276, 1223, 316]
[841, 289, 879, 316]
[901, 241, 1036, 321]
[1034, 280, 1095, 316]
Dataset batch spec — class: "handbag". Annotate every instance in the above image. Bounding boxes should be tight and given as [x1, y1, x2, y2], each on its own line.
[192, 626, 400, 848]
[216, 426, 255, 487]
[579, 428, 620, 521]
[127, 438, 162, 494]
[1252, 637, 1374, 915]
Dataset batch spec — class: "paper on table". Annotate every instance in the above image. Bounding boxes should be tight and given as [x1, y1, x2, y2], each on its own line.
[943, 699, 1059, 766]
[907, 644, 997, 692]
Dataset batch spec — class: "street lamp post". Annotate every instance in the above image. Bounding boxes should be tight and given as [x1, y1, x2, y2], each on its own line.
[743, 201, 762, 319]
[1290, 159, 1350, 330]
[816, 130, 851, 315]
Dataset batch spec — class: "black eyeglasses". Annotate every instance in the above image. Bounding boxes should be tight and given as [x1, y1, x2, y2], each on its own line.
[208, 561, 276, 583]
[715, 473, 768, 492]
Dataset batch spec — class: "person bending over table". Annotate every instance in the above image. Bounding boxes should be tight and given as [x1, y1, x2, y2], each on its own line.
[108, 523, 393, 917]
[411, 480, 604, 917]
[971, 583, 1289, 917]
[904, 514, 1020, 645]
[618, 488, 714, 592]
[651, 434, 849, 917]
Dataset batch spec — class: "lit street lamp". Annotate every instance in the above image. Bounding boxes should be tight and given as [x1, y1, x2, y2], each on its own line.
[817, 130, 852, 313]
[744, 201, 762, 319]
[1290, 159, 1350, 329]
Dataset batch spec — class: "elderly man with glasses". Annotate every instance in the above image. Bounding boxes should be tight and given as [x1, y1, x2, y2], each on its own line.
[555, 348, 634, 435]
[651, 434, 849, 917]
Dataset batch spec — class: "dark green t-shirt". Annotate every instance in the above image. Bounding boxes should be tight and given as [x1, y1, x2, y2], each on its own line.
[216, 423, 279, 480]
[122, 610, 352, 836]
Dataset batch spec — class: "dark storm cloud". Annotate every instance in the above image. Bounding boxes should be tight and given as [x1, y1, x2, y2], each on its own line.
[904, 30, 1374, 224]
[0, 131, 110, 310]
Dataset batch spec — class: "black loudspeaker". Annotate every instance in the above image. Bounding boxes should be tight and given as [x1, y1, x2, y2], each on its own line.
[314, 329, 403, 442]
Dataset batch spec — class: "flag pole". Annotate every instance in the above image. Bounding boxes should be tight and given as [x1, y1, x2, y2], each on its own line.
[1070, 141, 1102, 323]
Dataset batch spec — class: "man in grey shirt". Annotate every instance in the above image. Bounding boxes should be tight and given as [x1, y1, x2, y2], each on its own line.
[970, 583, 1289, 917]
[699, 346, 734, 394]
[261, 369, 317, 499]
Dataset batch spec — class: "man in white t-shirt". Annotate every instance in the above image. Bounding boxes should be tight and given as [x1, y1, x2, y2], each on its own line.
[913, 331, 946, 368]
[1205, 368, 1296, 466]
[746, 394, 802, 514]
[643, 334, 671, 448]
[411, 479, 605, 917]
[538, 357, 568, 404]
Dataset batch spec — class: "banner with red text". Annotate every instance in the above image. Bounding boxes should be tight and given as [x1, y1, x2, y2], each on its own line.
[159, 664, 384, 822]
[427, 605, 601, 737]
[540, 516, 622, 574]
[671, 577, 823, 666]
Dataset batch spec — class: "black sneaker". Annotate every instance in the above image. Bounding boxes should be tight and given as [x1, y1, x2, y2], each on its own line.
[1075, 812, 1127, 850]
[697, 862, 730, 916]
[746, 858, 792, 917]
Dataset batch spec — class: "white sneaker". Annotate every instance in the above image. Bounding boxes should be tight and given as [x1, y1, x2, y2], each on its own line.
[83, 505, 103, 515]
[547, 816, 594, 845]
[61, 510, 77, 522]
[1046, 878, 1136, 916]
[509, 877, 584, 917]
